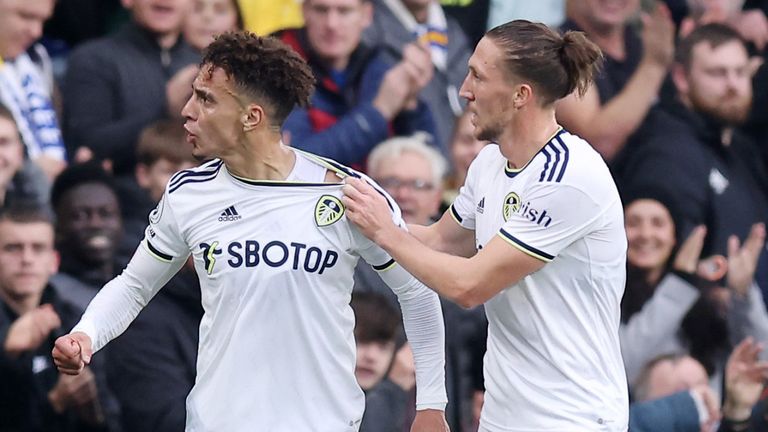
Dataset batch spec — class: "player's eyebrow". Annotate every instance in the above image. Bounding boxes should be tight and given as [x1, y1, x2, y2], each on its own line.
[193, 87, 215, 102]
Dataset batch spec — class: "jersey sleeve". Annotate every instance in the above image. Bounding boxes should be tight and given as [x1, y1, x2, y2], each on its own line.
[142, 190, 189, 262]
[347, 184, 448, 410]
[498, 183, 604, 262]
[71, 245, 187, 352]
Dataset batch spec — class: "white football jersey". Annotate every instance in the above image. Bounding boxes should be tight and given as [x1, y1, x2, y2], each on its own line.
[451, 129, 629, 431]
[73, 149, 446, 431]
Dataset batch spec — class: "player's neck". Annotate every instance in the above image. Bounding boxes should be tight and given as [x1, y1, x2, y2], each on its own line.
[499, 109, 560, 169]
[223, 135, 296, 181]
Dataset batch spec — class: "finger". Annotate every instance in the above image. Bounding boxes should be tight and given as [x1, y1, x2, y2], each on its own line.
[54, 336, 79, 358]
[57, 365, 84, 376]
[745, 223, 766, 255]
[53, 355, 84, 374]
[683, 225, 707, 252]
[73, 334, 93, 364]
[728, 235, 740, 259]
[342, 183, 364, 202]
[732, 336, 753, 359]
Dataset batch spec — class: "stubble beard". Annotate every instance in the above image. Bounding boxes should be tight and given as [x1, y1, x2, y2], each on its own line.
[690, 89, 752, 127]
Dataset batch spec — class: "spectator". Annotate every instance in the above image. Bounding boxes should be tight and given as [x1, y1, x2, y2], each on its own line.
[352, 291, 408, 432]
[50, 163, 124, 311]
[557, 0, 676, 164]
[631, 354, 720, 431]
[0, 103, 49, 208]
[63, 0, 199, 176]
[363, 0, 472, 155]
[620, 188, 768, 396]
[0, 0, 67, 181]
[620, 23, 768, 299]
[276, 0, 438, 168]
[0, 204, 118, 432]
[629, 338, 768, 432]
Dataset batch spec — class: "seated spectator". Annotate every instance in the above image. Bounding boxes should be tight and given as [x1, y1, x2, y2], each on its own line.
[49, 163, 124, 311]
[620, 188, 768, 397]
[352, 291, 409, 432]
[0, 204, 119, 432]
[363, 0, 472, 155]
[0, 0, 67, 180]
[620, 24, 768, 298]
[118, 120, 196, 256]
[0, 103, 49, 208]
[276, 0, 438, 168]
[63, 0, 199, 176]
[556, 0, 675, 165]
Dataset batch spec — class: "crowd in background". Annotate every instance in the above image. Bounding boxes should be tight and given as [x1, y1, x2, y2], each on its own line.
[1, 0, 768, 431]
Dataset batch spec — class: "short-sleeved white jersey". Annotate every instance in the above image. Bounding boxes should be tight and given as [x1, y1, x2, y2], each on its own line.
[87, 150, 446, 431]
[451, 129, 629, 431]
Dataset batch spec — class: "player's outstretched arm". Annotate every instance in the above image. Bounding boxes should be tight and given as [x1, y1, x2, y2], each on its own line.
[52, 332, 92, 375]
[343, 177, 545, 307]
[62, 245, 187, 359]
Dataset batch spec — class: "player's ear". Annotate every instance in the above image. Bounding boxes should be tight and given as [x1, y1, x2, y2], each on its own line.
[513, 83, 532, 109]
[242, 104, 264, 131]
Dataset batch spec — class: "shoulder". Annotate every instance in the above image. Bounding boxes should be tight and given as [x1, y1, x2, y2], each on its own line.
[166, 159, 224, 196]
[536, 131, 618, 200]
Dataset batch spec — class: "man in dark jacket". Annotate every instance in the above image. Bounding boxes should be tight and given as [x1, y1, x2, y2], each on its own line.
[620, 24, 768, 298]
[0, 204, 119, 432]
[277, 0, 438, 168]
[62, 0, 198, 176]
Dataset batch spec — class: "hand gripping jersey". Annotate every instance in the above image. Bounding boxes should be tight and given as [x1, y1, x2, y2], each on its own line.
[73, 149, 446, 431]
[451, 129, 629, 431]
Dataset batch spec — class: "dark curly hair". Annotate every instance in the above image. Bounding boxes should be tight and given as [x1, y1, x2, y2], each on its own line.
[202, 32, 315, 126]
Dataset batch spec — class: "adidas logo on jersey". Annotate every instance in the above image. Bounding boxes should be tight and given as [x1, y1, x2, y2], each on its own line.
[476, 197, 485, 214]
[219, 205, 242, 222]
